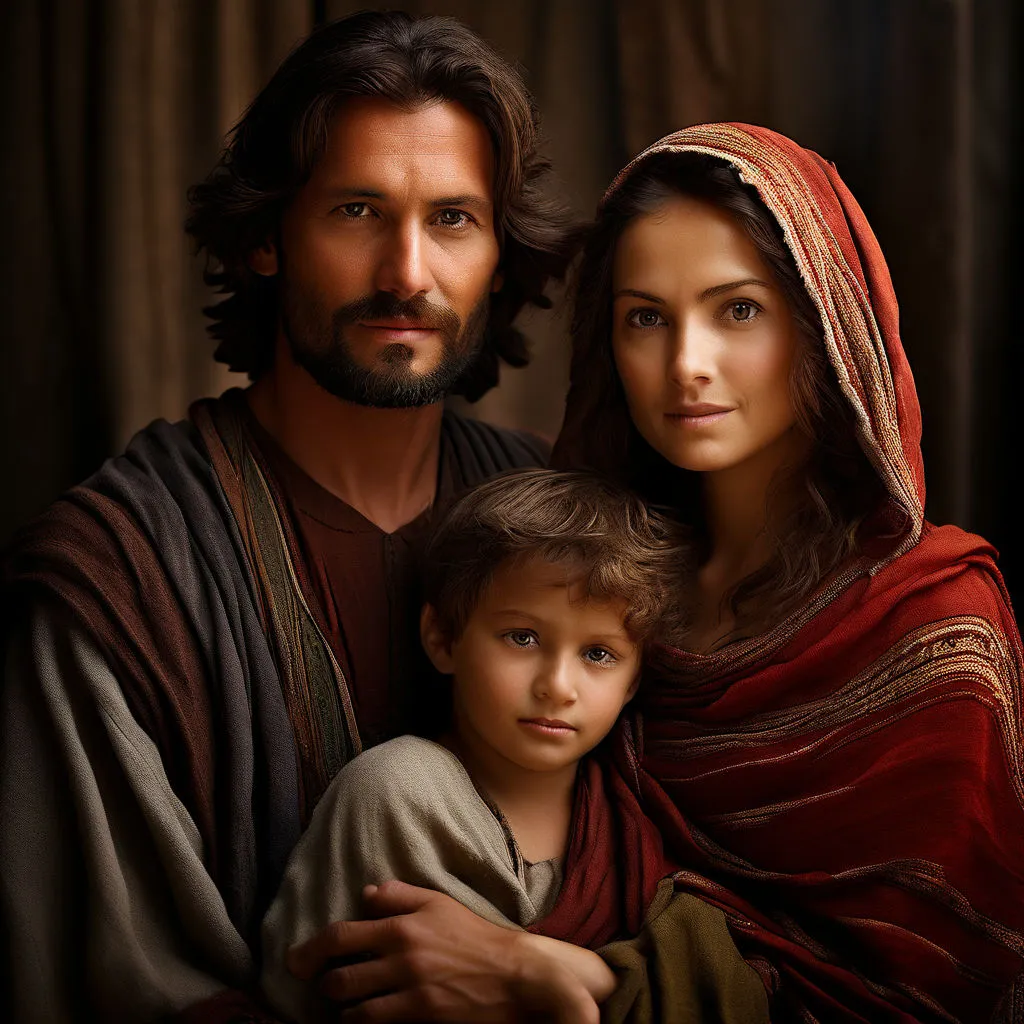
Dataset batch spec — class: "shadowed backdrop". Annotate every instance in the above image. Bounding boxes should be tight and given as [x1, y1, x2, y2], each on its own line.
[1, 0, 1020, 606]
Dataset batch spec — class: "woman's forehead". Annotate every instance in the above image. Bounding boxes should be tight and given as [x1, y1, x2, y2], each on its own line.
[612, 195, 774, 289]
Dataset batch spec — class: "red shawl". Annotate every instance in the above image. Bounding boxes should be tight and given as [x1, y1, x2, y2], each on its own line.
[556, 124, 1024, 1022]
[528, 753, 675, 949]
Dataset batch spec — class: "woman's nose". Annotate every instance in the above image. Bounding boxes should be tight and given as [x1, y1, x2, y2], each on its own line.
[667, 321, 715, 384]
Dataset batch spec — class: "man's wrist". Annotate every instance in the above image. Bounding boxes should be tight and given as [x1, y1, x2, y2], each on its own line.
[507, 932, 598, 1019]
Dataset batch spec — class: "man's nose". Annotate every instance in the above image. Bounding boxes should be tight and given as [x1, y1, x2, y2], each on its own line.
[373, 222, 436, 299]
[532, 654, 578, 704]
[668, 320, 716, 385]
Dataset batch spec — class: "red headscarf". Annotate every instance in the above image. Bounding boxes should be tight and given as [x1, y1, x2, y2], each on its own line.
[556, 124, 1024, 1022]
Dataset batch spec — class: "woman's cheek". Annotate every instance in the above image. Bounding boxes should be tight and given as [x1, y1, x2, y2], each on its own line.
[614, 346, 655, 409]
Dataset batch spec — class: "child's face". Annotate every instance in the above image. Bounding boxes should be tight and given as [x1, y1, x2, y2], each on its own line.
[424, 556, 641, 776]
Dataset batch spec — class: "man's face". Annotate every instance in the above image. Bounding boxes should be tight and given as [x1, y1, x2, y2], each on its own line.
[260, 96, 502, 407]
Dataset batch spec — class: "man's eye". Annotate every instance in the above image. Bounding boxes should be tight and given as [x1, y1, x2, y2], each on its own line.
[339, 202, 370, 218]
[626, 308, 665, 329]
[437, 209, 471, 228]
[504, 631, 536, 648]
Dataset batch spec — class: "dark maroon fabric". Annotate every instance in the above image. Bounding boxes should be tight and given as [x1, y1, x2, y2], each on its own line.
[529, 750, 678, 949]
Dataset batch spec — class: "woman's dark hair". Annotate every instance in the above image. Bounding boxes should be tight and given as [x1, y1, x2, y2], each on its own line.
[559, 152, 886, 642]
[185, 10, 575, 398]
[422, 469, 688, 649]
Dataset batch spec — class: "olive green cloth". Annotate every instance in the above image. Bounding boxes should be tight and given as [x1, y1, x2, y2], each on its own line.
[600, 878, 770, 1024]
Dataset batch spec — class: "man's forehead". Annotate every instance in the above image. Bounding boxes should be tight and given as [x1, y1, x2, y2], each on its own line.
[323, 96, 495, 169]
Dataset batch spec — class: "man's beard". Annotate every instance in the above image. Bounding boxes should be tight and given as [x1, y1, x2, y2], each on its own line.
[280, 286, 489, 409]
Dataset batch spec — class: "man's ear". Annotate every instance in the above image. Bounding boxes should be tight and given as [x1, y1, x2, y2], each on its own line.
[420, 604, 455, 674]
[248, 239, 279, 277]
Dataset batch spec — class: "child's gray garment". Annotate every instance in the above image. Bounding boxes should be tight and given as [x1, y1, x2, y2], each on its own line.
[261, 735, 561, 1022]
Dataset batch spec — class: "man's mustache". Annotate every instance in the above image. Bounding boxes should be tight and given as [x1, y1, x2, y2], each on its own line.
[333, 292, 463, 335]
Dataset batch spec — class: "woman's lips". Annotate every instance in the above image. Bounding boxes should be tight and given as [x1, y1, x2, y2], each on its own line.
[518, 718, 577, 736]
[665, 404, 733, 427]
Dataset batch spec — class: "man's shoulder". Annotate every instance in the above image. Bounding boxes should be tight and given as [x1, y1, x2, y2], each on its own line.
[441, 409, 551, 475]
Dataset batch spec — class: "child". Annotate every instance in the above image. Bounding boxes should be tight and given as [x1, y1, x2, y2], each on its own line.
[261, 469, 767, 1023]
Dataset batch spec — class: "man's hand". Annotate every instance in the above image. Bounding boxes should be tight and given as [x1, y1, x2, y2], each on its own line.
[286, 881, 599, 1023]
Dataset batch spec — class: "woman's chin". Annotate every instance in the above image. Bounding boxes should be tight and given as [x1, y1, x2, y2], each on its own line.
[644, 441, 733, 474]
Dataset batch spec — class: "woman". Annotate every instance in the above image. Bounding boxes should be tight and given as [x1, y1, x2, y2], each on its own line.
[554, 124, 1024, 1022]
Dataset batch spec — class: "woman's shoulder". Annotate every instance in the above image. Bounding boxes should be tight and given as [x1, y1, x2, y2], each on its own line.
[879, 521, 1012, 617]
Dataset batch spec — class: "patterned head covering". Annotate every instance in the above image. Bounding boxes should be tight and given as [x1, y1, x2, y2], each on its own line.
[559, 122, 924, 558]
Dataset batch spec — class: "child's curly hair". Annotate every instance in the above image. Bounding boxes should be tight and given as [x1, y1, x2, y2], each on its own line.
[422, 468, 688, 646]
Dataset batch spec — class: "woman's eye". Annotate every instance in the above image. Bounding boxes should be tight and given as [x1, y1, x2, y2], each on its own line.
[726, 301, 760, 322]
[583, 647, 615, 665]
[626, 308, 665, 329]
[437, 208, 472, 229]
[504, 631, 536, 648]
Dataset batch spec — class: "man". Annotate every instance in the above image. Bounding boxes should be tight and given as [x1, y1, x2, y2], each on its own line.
[1, 12, 602, 1022]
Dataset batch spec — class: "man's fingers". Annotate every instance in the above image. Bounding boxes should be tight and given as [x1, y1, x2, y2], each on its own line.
[287, 918, 390, 980]
[319, 953, 403, 1005]
[339, 989, 433, 1024]
[360, 879, 440, 918]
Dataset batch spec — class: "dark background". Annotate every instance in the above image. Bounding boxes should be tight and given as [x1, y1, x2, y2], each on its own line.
[2, 0, 1020, 609]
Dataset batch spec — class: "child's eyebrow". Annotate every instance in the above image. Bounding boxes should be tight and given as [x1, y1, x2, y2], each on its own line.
[488, 608, 540, 621]
[587, 632, 633, 643]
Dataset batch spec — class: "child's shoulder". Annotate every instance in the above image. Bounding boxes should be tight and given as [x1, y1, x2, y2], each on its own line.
[343, 735, 461, 785]
[313, 735, 473, 821]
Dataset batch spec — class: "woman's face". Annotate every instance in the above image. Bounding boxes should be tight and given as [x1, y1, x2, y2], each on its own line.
[611, 193, 804, 479]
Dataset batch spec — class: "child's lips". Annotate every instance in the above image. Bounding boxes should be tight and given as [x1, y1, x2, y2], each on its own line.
[518, 717, 577, 735]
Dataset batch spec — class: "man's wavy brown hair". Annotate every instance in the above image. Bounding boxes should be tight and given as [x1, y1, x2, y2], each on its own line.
[185, 10, 575, 400]
[554, 152, 887, 643]
[422, 469, 688, 646]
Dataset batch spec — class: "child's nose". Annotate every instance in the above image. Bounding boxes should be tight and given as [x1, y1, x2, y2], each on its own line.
[532, 655, 578, 703]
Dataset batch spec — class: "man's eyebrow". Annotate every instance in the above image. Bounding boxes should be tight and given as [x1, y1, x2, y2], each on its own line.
[322, 188, 492, 210]
[324, 187, 386, 201]
[697, 278, 773, 301]
[431, 194, 493, 210]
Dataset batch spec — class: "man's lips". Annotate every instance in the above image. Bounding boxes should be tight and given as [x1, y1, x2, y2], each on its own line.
[358, 320, 439, 331]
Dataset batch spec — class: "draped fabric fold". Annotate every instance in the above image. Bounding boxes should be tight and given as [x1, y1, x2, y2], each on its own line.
[526, 749, 772, 1023]
[1, 390, 340, 942]
[527, 751, 673, 949]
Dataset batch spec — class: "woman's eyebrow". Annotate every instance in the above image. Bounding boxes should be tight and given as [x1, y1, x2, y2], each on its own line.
[613, 288, 664, 303]
[698, 278, 773, 301]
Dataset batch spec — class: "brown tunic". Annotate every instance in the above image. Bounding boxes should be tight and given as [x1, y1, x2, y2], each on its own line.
[245, 408, 547, 749]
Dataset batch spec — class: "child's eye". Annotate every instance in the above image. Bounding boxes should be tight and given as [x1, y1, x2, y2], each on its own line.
[503, 630, 537, 648]
[583, 646, 616, 665]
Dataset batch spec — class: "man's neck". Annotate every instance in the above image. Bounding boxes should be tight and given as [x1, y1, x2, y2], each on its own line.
[246, 355, 445, 535]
